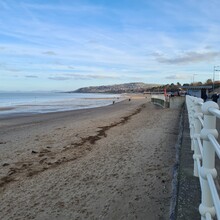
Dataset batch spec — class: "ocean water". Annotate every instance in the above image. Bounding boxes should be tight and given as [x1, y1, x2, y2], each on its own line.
[0, 92, 121, 117]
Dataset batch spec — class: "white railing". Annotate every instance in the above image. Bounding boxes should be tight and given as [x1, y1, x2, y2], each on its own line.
[186, 95, 220, 220]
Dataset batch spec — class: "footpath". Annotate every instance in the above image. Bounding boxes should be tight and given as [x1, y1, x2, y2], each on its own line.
[175, 105, 201, 220]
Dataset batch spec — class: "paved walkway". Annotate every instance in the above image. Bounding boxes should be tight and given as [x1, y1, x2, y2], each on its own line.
[175, 105, 201, 220]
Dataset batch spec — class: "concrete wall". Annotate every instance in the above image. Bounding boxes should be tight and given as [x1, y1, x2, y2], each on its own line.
[151, 94, 168, 108]
[151, 94, 185, 109]
[151, 94, 166, 101]
[151, 98, 166, 108]
[169, 96, 185, 109]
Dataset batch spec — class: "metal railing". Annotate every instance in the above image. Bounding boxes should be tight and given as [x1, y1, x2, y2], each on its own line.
[186, 95, 220, 220]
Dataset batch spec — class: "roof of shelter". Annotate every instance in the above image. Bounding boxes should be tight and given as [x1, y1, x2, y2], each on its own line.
[181, 85, 212, 89]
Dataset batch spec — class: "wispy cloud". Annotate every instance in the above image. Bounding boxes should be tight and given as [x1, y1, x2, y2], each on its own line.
[42, 51, 57, 56]
[6, 68, 22, 72]
[25, 75, 38, 78]
[165, 74, 189, 80]
[48, 76, 71, 81]
[23, 2, 104, 14]
[0, 62, 22, 72]
[54, 73, 120, 80]
[68, 66, 75, 69]
[155, 51, 220, 65]
[85, 74, 119, 79]
[0, 1, 10, 10]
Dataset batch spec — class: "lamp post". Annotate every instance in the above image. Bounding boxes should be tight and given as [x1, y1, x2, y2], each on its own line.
[193, 74, 197, 84]
[213, 66, 220, 91]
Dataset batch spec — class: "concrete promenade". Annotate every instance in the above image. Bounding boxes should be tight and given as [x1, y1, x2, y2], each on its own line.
[175, 105, 201, 219]
[175, 104, 220, 219]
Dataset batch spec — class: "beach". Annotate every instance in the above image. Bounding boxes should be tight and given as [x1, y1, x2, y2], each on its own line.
[0, 97, 181, 220]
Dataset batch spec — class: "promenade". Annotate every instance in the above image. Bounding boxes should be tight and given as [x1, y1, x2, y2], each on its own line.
[175, 100, 220, 220]
[175, 105, 201, 219]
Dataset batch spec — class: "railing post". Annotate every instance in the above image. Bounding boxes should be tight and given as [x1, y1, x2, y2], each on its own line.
[200, 101, 219, 219]
[193, 98, 203, 177]
[188, 96, 195, 151]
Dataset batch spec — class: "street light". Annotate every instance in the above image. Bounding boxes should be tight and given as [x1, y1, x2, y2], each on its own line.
[193, 73, 197, 84]
[213, 65, 220, 91]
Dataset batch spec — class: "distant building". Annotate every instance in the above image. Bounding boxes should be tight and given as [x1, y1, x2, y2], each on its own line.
[181, 85, 212, 98]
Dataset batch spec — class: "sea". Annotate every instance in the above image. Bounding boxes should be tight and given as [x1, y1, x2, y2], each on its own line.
[0, 92, 122, 118]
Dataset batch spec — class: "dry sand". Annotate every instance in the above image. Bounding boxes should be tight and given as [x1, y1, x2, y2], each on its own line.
[0, 98, 181, 220]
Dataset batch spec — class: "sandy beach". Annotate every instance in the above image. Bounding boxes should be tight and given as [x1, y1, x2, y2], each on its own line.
[0, 97, 181, 220]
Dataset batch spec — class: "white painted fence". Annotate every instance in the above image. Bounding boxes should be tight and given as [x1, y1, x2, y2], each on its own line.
[186, 95, 220, 220]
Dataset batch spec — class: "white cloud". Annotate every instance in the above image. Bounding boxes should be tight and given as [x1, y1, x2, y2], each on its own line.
[165, 74, 189, 80]
[25, 75, 38, 78]
[155, 51, 220, 65]
[42, 51, 57, 56]
[55, 73, 120, 80]
[48, 76, 71, 81]
[23, 2, 104, 13]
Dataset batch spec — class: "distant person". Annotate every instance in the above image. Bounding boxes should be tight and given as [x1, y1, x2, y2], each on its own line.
[211, 92, 219, 103]
[202, 93, 207, 102]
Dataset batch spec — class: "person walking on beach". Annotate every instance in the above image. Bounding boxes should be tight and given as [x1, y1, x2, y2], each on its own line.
[211, 92, 219, 103]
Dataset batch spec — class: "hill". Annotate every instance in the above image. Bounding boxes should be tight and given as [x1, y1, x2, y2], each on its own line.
[70, 82, 158, 94]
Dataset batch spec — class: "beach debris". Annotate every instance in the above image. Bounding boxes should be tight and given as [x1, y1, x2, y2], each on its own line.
[22, 163, 28, 167]
[31, 150, 38, 154]
[39, 158, 48, 164]
[40, 148, 51, 154]
[2, 163, 9, 167]
[0, 141, 6, 144]
[8, 168, 16, 175]
[0, 176, 14, 188]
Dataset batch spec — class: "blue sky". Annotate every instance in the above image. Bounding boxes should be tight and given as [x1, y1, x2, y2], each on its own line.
[1, 0, 220, 91]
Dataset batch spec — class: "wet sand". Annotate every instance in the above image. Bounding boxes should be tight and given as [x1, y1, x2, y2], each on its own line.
[0, 107, 15, 111]
[0, 98, 180, 220]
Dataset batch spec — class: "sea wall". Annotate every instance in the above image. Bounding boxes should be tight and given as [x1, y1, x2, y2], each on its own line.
[169, 97, 185, 109]
[151, 95, 185, 109]
[151, 94, 169, 108]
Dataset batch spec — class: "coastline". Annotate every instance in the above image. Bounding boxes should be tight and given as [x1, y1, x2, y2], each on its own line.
[0, 97, 180, 219]
[0, 93, 148, 121]
[0, 92, 124, 118]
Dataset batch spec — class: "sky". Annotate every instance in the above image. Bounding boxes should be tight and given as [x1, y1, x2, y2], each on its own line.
[1, 0, 220, 91]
